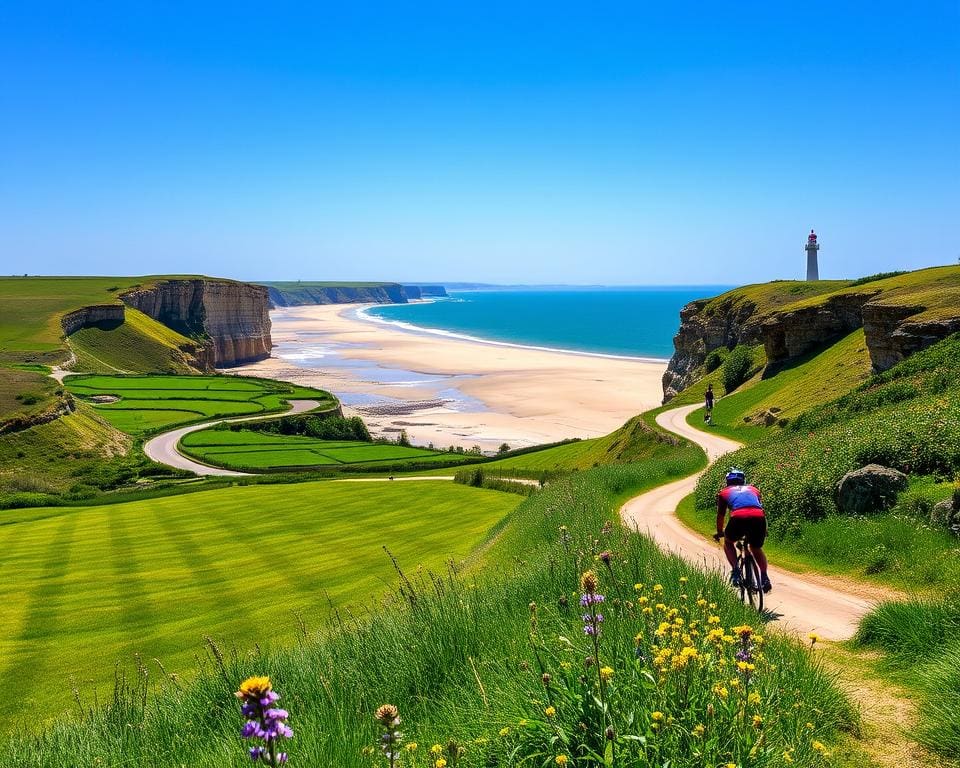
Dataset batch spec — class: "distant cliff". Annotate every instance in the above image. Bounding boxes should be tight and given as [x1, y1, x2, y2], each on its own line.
[662, 267, 960, 401]
[121, 279, 272, 367]
[262, 282, 447, 306]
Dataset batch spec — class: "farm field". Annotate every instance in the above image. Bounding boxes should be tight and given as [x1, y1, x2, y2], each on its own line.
[65, 374, 336, 435]
[0, 480, 521, 727]
[181, 427, 469, 470]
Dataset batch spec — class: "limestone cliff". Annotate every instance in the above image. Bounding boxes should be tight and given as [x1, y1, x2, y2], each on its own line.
[60, 305, 126, 335]
[661, 296, 769, 401]
[263, 282, 409, 306]
[121, 280, 272, 367]
[664, 267, 960, 401]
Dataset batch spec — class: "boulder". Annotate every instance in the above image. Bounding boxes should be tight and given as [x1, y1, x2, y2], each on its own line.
[835, 464, 908, 516]
[930, 499, 960, 535]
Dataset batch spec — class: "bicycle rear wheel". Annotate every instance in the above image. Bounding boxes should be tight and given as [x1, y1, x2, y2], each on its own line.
[743, 555, 764, 612]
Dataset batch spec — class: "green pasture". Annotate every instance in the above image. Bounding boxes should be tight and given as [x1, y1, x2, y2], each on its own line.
[65, 374, 336, 435]
[181, 427, 468, 471]
[0, 276, 144, 360]
[0, 480, 520, 726]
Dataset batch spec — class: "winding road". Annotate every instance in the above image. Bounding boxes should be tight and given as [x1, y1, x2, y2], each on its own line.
[142, 399, 324, 477]
[621, 404, 878, 641]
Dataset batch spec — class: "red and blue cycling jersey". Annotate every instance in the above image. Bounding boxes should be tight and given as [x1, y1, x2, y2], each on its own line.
[717, 484, 765, 519]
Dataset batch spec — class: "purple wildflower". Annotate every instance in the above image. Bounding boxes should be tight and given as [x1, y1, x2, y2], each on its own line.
[236, 677, 293, 766]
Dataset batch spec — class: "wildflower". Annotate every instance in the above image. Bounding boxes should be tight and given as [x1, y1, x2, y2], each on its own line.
[405, 743, 418, 752]
[580, 570, 599, 594]
[692, 723, 705, 737]
[435, 759, 447, 768]
[634, 583, 644, 591]
[599, 666, 614, 682]
[752, 714, 763, 728]
[236, 676, 292, 766]
[783, 750, 794, 764]
[697, 598, 708, 608]
[812, 740, 830, 756]
[651, 711, 664, 722]
[805, 722, 814, 730]
[712, 684, 729, 699]
[727, 763, 737, 768]
[542, 673, 552, 685]
[708, 615, 721, 625]
[748, 692, 761, 705]
[597, 550, 613, 565]
[808, 632, 820, 646]
[545, 706, 556, 718]
[679, 576, 688, 584]
[373, 704, 402, 767]
[732, 625, 753, 638]
[555, 757, 569, 766]
[653, 584, 663, 592]
[498, 727, 510, 737]
[430, 744, 443, 756]
[633, 632, 643, 646]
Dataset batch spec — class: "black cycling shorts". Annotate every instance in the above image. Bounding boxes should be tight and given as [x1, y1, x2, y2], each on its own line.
[724, 516, 767, 548]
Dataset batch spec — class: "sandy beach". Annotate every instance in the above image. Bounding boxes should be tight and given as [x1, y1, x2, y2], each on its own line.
[234, 305, 667, 452]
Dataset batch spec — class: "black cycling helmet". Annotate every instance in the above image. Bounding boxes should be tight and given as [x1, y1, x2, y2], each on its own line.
[725, 468, 746, 486]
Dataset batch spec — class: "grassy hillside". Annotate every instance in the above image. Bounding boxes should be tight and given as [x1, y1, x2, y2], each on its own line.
[0, 276, 146, 363]
[68, 307, 203, 374]
[65, 374, 336, 435]
[699, 279, 851, 318]
[0, 480, 520, 727]
[0, 448, 857, 767]
[0, 366, 62, 430]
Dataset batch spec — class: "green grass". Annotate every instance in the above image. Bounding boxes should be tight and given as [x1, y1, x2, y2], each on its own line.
[69, 307, 202, 374]
[0, 444, 858, 767]
[0, 276, 147, 361]
[856, 595, 960, 759]
[0, 366, 62, 423]
[65, 374, 336, 435]
[0, 480, 521, 728]
[678, 330, 872, 443]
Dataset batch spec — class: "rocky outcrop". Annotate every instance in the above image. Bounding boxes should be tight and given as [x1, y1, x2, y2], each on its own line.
[661, 297, 767, 401]
[60, 305, 126, 335]
[402, 285, 423, 300]
[835, 464, 907, 515]
[265, 283, 408, 307]
[761, 292, 875, 363]
[122, 280, 271, 367]
[862, 304, 960, 371]
[930, 499, 960, 536]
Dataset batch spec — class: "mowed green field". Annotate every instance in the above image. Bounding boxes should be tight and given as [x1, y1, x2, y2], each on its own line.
[0, 480, 520, 726]
[181, 427, 464, 470]
[65, 374, 336, 434]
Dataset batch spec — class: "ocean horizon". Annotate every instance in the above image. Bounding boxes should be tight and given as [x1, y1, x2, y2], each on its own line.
[364, 287, 730, 359]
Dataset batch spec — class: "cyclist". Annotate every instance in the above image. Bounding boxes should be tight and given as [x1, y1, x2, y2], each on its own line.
[714, 468, 772, 593]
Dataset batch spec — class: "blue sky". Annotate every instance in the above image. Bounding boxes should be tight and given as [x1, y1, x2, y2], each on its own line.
[1, 2, 957, 284]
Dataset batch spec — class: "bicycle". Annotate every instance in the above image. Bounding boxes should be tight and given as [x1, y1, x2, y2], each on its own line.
[713, 533, 764, 611]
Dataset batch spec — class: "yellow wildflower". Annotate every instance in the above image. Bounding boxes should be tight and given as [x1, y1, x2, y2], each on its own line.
[692, 723, 705, 737]
[634, 582, 644, 591]
[498, 727, 510, 737]
[634, 632, 643, 646]
[560, 661, 572, 670]
[712, 683, 729, 699]
[696, 598, 708, 608]
[812, 740, 829, 756]
[806, 722, 814, 730]
[727, 763, 737, 768]
[655, 603, 667, 612]
[580, 570, 599, 593]
[752, 714, 763, 728]
[555, 756, 569, 766]
[545, 706, 556, 717]
[235, 676, 271, 699]
[680, 576, 688, 584]
[708, 615, 721, 625]
[808, 632, 820, 645]
[651, 711, 664, 722]
[638, 596, 649, 605]
[653, 583, 663, 592]
[643, 606, 653, 615]
[783, 750, 794, 764]
[732, 624, 754, 638]
[431, 744, 443, 756]
[748, 692, 761, 705]
[599, 666, 614, 681]
[435, 759, 447, 768]
[406, 742, 418, 752]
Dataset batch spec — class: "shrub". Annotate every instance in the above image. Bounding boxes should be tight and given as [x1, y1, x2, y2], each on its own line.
[704, 347, 727, 373]
[722, 345, 753, 394]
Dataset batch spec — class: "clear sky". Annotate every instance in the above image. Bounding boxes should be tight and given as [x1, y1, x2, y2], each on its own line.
[1, 2, 957, 284]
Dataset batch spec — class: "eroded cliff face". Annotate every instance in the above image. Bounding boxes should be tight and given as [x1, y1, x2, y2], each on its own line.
[760, 292, 875, 362]
[122, 280, 272, 367]
[60, 305, 126, 335]
[266, 284, 409, 306]
[661, 297, 768, 401]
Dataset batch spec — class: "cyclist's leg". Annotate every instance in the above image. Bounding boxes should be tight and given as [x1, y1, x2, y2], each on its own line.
[722, 537, 738, 568]
[746, 517, 772, 591]
[752, 546, 768, 577]
[722, 518, 743, 585]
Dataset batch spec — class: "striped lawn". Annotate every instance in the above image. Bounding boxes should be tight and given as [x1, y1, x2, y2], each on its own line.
[0, 481, 519, 727]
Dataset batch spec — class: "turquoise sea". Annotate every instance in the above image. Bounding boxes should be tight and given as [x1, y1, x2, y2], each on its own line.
[364, 288, 729, 359]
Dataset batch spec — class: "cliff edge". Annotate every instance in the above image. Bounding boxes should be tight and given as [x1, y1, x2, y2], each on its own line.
[663, 266, 960, 402]
[122, 279, 272, 367]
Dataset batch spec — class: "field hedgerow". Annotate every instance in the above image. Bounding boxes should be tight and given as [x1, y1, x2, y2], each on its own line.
[1, 458, 856, 767]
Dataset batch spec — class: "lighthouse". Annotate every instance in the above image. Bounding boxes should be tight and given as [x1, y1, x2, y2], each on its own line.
[805, 229, 820, 281]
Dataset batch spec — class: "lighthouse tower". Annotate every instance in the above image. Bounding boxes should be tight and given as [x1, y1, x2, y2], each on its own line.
[805, 229, 820, 281]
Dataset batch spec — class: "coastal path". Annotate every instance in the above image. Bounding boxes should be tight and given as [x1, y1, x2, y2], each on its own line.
[621, 404, 878, 641]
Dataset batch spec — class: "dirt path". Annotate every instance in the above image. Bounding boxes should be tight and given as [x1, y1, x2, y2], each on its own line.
[142, 399, 324, 477]
[620, 404, 875, 641]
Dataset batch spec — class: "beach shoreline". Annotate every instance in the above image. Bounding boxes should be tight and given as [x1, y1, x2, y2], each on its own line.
[232, 304, 668, 452]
